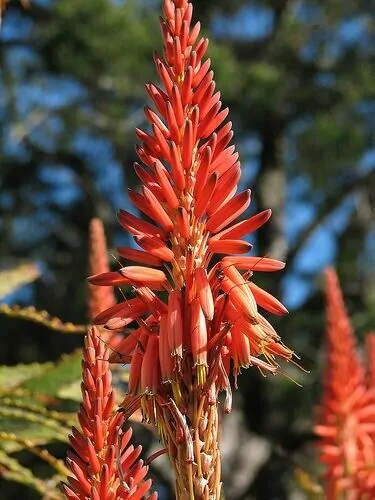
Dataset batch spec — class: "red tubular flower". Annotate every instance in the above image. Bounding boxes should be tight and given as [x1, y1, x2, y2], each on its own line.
[315, 268, 375, 499]
[62, 327, 156, 500]
[90, 0, 295, 497]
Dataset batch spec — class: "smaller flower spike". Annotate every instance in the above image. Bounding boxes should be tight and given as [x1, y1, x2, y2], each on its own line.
[359, 332, 375, 497]
[88, 218, 116, 322]
[366, 333, 375, 389]
[315, 268, 375, 499]
[62, 326, 156, 500]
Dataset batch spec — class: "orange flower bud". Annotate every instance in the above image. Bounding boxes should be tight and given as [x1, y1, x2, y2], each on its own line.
[208, 239, 252, 255]
[135, 235, 175, 262]
[154, 160, 179, 209]
[194, 172, 218, 219]
[222, 256, 285, 272]
[193, 70, 214, 105]
[176, 207, 190, 239]
[142, 186, 174, 232]
[209, 145, 238, 175]
[166, 102, 180, 144]
[108, 330, 140, 364]
[206, 190, 251, 233]
[194, 145, 212, 196]
[198, 104, 229, 139]
[144, 106, 170, 137]
[231, 322, 251, 377]
[134, 162, 156, 185]
[117, 209, 167, 239]
[194, 267, 214, 320]
[128, 348, 144, 398]
[87, 271, 131, 287]
[206, 163, 241, 215]
[120, 266, 168, 286]
[221, 265, 258, 322]
[211, 209, 272, 241]
[169, 141, 186, 190]
[134, 286, 168, 316]
[141, 335, 161, 395]
[117, 246, 164, 267]
[182, 119, 194, 170]
[171, 83, 184, 127]
[178, 60, 191, 98]
[128, 189, 164, 221]
[167, 290, 183, 359]
[145, 82, 167, 116]
[190, 297, 208, 368]
[92, 298, 149, 327]
[128, 328, 149, 395]
[159, 314, 174, 382]
[248, 282, 288, 316]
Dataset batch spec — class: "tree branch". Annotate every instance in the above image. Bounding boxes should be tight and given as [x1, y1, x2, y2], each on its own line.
[286, 169, 375, 268]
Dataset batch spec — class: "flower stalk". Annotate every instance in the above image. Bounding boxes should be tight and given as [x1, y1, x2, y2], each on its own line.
[89, 0, 294, 497]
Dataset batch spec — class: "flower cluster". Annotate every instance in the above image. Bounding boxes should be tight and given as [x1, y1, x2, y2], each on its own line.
[315, 268, 375, 498]
[89, 0, 293, 411]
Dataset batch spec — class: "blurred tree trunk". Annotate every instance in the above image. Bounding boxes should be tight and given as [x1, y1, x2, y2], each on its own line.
[256, 125, 287, 261]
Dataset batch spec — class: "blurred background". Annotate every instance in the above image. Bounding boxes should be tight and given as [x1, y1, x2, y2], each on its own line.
[0, 0, 374, 498]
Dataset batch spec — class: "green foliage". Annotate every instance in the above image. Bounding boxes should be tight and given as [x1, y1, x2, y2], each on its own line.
[42, 0, 159, 95]
[17, 351, 82, 398]
[0, 356, 78, 494]
[0, 255, 131, 497]
[0, 342, 130, 496]
[0, 450, 64, 500]
[0, 363, 53, 391]
[0, 263, 78, 494]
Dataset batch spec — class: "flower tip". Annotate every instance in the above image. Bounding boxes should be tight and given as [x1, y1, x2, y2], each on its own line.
[282, 304, 289, 315]
[87, 271, 130, 287]
[324, 266, 339, 284]
[87, 273, 110, 285]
